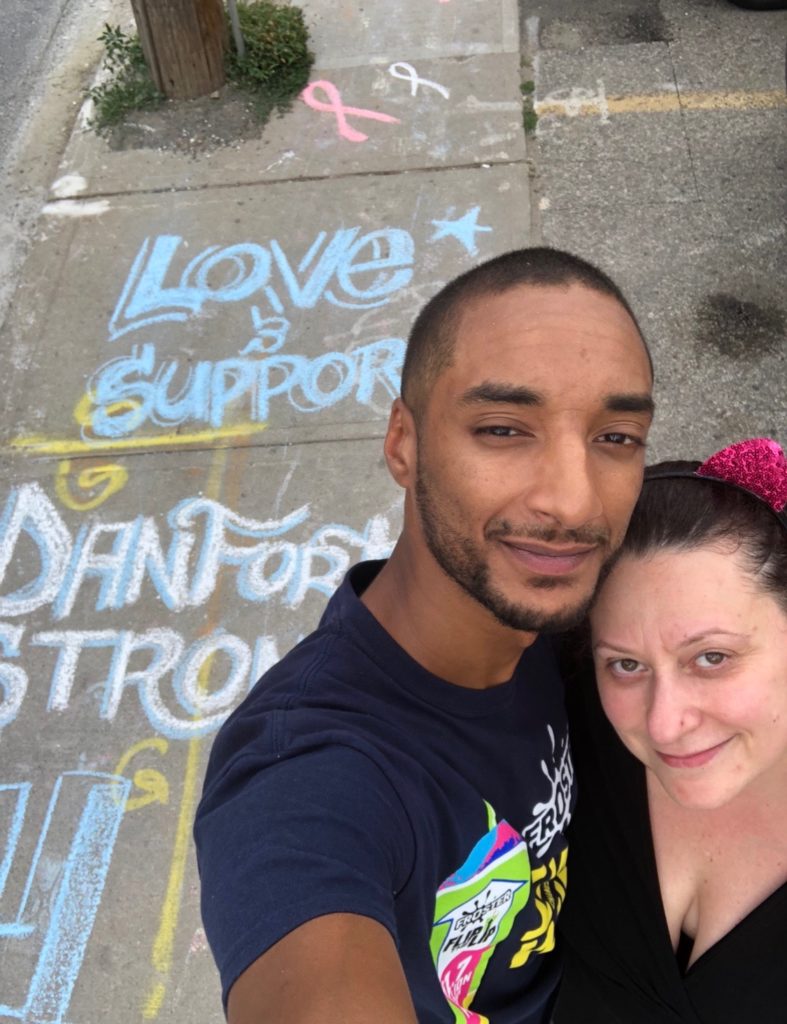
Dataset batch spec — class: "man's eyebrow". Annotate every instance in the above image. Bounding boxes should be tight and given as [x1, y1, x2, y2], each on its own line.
[604, 393, 655, 415]
[458, 382, 544, 406]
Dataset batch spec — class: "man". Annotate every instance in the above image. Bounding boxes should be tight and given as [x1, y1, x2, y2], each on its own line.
[195, 248, 655, 1023]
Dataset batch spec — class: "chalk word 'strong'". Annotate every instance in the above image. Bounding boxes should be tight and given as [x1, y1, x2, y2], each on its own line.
[0, 772, 130, 1023]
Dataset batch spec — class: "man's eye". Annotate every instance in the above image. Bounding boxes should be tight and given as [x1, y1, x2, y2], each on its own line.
[696, 651, 727, 669]
[476, 426, 520, 438]
[596, 432, 642, 446]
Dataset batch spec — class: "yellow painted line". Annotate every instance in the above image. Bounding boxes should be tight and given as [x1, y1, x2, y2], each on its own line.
[142, 449, 228, 1019]
[8, 422, 268, 456]
[535, 88, 787, 118]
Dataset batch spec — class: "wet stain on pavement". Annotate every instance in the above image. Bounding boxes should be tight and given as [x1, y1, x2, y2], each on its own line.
[613, 10, 672, 44]
[695, 293, 785, 359]
[535, 4, 672, 50]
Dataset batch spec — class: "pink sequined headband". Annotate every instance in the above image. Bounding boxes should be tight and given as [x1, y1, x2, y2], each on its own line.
[646, 437, 787, 529]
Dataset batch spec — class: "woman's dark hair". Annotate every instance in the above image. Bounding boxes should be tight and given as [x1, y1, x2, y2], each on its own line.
[618, 460, 787, 612]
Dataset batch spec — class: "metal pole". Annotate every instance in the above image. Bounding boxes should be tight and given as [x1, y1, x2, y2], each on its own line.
[226, 0, 245, 59]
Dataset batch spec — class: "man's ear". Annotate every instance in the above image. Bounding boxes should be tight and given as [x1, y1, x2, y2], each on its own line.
[384, 398, 418, 489]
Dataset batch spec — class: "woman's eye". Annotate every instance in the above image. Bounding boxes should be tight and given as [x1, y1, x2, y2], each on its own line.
[609, 658, 644, 675]
[696, 651, 727, 668]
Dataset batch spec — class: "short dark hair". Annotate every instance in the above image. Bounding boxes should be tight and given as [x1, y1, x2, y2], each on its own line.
[400, 246, 651, 422]
[619, 462, 787, 612]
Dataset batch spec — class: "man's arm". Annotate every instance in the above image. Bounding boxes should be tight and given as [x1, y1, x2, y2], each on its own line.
[227, 913, 418, 1024]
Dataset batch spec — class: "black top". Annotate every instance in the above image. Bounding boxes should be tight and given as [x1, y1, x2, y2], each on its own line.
[196, 561, 576, 1023]
[553, 649, 787, 1023]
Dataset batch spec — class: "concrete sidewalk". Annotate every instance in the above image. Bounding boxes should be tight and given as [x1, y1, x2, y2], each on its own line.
[0, 1, 784, 1022]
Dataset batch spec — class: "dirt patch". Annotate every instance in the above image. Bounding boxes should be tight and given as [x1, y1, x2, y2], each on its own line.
[103, 85, 285, 157]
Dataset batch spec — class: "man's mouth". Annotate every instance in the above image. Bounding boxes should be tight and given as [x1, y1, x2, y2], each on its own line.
[497, 539, 598, 576]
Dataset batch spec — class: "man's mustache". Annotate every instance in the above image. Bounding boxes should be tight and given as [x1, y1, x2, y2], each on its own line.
[485, 520, 611, 547]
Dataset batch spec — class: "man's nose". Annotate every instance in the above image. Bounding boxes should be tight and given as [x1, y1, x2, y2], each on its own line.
[525, 440, 604, 530]
[646, 676, 702, 748]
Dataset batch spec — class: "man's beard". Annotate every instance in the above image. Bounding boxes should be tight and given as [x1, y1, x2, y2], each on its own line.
[414, 462, 613, 634]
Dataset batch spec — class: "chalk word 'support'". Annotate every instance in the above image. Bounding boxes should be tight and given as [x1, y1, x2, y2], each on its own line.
[87, 337, 404, 438]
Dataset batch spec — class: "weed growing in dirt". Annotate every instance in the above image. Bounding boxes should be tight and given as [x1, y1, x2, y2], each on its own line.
[88, 24, 163, 131]
[520, 79, 538, 134]
[87, 3, 313, 136]
[227, 1, 314, 118]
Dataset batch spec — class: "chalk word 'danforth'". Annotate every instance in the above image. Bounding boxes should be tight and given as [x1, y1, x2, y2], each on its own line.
[301, 80, 401, 143]
[0, 483, 395, 622]
[87, 336, 404, 438]
[109, 229, 414, 341]
[0, 772, 129, 1023]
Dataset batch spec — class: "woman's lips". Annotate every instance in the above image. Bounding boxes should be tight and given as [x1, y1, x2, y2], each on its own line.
[499, 540, 596, 576]
[656, 738, 732, 769]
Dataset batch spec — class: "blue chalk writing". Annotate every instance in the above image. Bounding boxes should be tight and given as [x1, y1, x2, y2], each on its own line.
[86, 336, 404, 438]
[108, 229, 415, 340]
[0, 772, 130, 1023]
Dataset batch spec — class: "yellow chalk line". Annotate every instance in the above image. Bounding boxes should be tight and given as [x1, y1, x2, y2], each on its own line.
[7, 422, 268, 457]
[142, 448, 228, 1019]
[535, 88, 787, 118]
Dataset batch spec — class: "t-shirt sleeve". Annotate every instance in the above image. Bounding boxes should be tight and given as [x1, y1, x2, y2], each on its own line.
[194, 741, 415, 1007]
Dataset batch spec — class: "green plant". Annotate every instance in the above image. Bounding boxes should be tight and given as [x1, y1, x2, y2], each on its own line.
[227, 1, 314, 117]
[520, 77, 537, 134]
[88, 24, 162, 131]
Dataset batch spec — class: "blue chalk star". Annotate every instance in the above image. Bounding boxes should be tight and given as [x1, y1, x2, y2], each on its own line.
[429, 206, 493, 255]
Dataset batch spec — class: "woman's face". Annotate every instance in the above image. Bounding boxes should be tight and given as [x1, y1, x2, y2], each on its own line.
[590, 544, 787, 810]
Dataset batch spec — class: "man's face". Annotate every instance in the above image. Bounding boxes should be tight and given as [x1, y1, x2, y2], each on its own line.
[409, 283, 654, 633]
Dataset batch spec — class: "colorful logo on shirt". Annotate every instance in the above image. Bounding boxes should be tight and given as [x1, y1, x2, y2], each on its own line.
[430, 811, 532, 1024]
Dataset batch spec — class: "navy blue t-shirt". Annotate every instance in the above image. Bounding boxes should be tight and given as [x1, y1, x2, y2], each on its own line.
[196, 561, 575, 1023]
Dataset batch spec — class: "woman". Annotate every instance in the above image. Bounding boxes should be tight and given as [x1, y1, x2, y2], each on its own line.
[554, 437, 787, 1023]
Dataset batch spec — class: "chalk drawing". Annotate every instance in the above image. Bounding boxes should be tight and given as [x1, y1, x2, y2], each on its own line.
[108, 229, 415, 340]
[142, 447, 227, 1019]
[388, 62, 450, 100]
[0, 771, 130, 1023]
[55, 459, 129, 511]
[0, 482, 396, 737]
[535, 81, 610, 132]
[85, 336, 404, 438]
[301, 80, 401, 143]
[0, 198, 497, 1019]
[430, 206, 493, 256]
[113, 737, 170, 812]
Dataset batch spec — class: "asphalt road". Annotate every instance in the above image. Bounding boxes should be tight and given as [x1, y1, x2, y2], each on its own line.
[0, 0, 73, 165]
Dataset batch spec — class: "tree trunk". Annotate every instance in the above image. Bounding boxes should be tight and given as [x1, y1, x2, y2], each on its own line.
[131, 0, 227, 100]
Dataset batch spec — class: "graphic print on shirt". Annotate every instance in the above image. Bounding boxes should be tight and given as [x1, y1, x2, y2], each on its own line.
[429, 725, 573, 1019]
[430, 807, 532, 1024]
[510, 725, 572, 968]
[521, 724, 573, 858]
